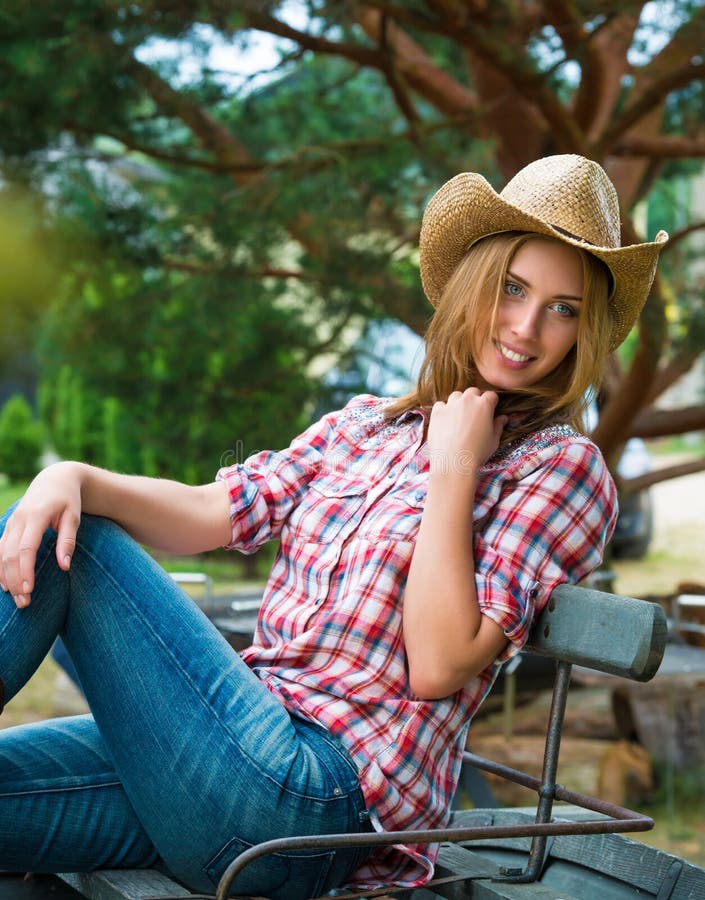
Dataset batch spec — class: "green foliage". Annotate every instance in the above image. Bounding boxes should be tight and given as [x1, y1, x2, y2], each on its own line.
[0, 0, 703, 462]
[0, 186, 58, 396]
[38, 256, 316, 481]
[0, 394, 44, 482]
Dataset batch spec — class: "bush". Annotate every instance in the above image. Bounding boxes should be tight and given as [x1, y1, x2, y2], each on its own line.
[0, 394, 44, 482]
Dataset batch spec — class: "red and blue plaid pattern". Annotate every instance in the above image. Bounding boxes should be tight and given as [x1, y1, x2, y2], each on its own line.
[216, 394, 617, 889]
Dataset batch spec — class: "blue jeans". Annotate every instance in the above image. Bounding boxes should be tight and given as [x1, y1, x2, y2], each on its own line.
[0, 509, 370, 899]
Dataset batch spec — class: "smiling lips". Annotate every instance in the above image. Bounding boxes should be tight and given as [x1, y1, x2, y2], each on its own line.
[495, 341, 535, 365]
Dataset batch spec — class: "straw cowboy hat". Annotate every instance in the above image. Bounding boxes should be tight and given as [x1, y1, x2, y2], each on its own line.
[419, 154, 668, 352]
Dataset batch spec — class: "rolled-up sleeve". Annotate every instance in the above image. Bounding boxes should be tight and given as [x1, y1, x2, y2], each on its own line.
[474, 439, 617, 660]
[215, 411, 339, 552]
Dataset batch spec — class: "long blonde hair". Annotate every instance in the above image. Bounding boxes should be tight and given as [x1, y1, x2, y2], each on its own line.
[385, 232, 612, 446]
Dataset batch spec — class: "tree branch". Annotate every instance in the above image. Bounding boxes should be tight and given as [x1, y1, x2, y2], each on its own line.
[353, 6, 479, 115]
[623, 456, 705, 494]
[66, 126, 233, 174]
[645, 349, 705, 405]
[130, 62, 251, 171]
[357, 5, 588, 154]
[541, 0, 588, 56]
[242, 10, 384, 69]
[597, 22, 705, 154]
[461, 33, 589, 153]
[572, 10, 642, 141]
[665, 220, 705, 251]
[631, 404, 705, 439]
[376, 12, 422, 131]
[612, 132, 705, 160]
[590, 224, 667, 461]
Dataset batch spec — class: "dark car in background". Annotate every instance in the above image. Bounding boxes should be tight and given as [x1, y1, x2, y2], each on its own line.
[610, 437, 654, 560]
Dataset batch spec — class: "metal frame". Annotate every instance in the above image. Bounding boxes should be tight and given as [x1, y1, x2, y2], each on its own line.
[214, 659, 655, 900]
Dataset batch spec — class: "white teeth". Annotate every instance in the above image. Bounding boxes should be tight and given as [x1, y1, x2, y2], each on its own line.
[498, 343, 531, 362]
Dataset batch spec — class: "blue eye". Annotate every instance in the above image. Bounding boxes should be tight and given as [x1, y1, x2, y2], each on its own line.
[552, 302, 578, 318]
[504, 281, 523, 297]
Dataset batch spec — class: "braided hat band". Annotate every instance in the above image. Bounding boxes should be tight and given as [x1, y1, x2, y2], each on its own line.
[419, 155, 668, 352]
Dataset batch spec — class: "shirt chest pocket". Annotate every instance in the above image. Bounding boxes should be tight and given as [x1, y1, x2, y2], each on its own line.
[358, 483, 427, 542]
[285, 474, 368, 544]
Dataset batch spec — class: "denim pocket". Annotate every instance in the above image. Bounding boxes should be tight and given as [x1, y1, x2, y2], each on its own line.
[204, 835, 336, 900]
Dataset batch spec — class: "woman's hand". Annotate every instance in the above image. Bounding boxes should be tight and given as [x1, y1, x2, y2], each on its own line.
[427, 388, 507, 478]
[0, 461, 83, 608]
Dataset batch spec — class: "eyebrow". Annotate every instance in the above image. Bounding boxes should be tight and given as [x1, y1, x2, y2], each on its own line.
[507, 270, 583, 302]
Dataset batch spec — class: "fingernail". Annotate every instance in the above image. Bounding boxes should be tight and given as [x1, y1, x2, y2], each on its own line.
[64, 555, 71, 568]
[22, 581, 30, 594]
[15, 595, 28, 608]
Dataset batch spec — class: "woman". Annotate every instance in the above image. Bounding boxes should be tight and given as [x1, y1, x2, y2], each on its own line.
[0, 155, 667, 897]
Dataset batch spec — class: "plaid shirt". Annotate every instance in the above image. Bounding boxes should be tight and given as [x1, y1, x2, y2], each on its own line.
[216, 394, 617, 889]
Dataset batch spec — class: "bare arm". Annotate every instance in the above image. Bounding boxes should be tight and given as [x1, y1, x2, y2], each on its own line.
[403, 390, 509, 699]
[78, 463, 231, 552]
[0, 461, 231, 607]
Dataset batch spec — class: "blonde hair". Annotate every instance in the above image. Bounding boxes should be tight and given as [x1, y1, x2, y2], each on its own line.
[385, 232, 612, 445]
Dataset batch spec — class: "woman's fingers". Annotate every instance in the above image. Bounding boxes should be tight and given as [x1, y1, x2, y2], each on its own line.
[55, 507, 80, 571]
[2, 517, 43, 607]
[0, 511, 70, 607]
[428, 389, 505, 471]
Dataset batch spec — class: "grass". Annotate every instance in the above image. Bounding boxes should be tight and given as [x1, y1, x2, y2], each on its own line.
[648, 433, 705, 457]
[611, 539, 703, 597]
[635, 763, 705, 865]
[0, 476, 28, 512]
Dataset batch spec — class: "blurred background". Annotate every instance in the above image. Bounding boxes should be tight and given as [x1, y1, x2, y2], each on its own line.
[0, 0, 704, 872]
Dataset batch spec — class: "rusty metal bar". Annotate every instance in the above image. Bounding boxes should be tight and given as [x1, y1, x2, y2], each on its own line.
[215, 805, 653, 900]
[497, 659, 571, 881]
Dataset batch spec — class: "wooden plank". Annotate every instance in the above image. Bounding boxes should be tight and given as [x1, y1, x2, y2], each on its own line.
[446, 810, 705, 899]
[526, 585, 666, 681]
[58, 870, 190, 900]
[433, 844, 570, 899]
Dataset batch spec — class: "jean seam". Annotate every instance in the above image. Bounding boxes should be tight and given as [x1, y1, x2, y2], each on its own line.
[0, 779, 124, 799]
[295, 720, 364, 802]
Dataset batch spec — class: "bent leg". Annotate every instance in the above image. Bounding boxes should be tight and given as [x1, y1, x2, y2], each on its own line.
[0, 715, 158, 872]
[0, 513, 368, 898]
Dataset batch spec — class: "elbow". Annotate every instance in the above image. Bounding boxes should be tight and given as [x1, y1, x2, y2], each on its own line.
[407, 663, 468, 701]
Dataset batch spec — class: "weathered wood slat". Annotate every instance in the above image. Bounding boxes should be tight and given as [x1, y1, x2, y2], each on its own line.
[58, 870, 191, 900]
[433, 843, 570, 899]
[440, 810, 705, 899]
[526, 585, 666, 681]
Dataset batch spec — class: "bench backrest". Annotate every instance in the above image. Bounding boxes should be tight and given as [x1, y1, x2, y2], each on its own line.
[526, 583, 667, 682]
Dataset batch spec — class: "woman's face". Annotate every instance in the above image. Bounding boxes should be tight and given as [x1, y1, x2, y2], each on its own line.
[474, 237, 583, 391]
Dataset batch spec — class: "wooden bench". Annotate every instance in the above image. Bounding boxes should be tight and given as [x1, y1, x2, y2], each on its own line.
[59, 584, 668, 900]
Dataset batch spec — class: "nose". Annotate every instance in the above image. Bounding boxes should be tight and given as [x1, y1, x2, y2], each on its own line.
[510, 302, 541, 340]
